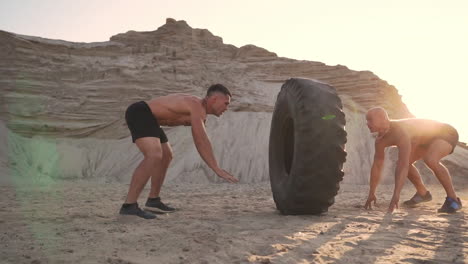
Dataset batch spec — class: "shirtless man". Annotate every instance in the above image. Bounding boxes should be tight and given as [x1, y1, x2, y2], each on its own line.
[363, 107, 462, 213]
[120, 84, 239, 219]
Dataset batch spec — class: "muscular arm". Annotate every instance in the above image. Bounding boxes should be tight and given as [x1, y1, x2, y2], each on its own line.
[364, 140, 385, 209]
[369, 142, 385, 195]
[388, 134, 411, 212]
[190, 109, 221, 173]
[189, 101, 238, 183]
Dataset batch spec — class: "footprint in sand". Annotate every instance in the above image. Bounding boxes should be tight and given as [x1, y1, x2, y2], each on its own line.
[408, 231, 429, 239]
[106, 257, 135, 264]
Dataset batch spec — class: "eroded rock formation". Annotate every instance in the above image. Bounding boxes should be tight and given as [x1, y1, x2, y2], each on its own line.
[1, 18, 466, 186]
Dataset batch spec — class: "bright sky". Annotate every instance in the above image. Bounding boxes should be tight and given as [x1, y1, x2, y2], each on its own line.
[1, 0, 467, 142]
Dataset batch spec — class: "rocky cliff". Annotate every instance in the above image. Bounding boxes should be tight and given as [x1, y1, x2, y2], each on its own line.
[1, 18, 466, 186]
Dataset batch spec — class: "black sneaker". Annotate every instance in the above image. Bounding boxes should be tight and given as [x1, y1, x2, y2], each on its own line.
[403, 191, 432, 207]
[119, 203, 156, 219]
[438, 197, 462, 213]
[145, 197, 176, 213]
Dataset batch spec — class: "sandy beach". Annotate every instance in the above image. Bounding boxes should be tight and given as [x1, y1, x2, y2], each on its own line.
[1, 179, 466, 264]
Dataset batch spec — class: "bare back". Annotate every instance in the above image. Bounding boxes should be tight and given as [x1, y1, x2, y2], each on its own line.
[146, 94, 206, 126]
[378, 119, 457, 152]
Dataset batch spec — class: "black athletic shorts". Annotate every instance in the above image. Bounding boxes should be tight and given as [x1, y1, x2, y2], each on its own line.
[125, 101, 168, 143]
[421, 124, 459, 154]
[437, 124, 459, 154]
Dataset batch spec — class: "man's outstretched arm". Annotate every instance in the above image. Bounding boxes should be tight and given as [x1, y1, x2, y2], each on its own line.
[365, 141, 385, 209]
[388, 136, 411, 212]
[189, 104, 238, 183]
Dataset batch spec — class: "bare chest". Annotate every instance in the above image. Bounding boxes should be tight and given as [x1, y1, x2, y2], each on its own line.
[158, 115, 192, 126]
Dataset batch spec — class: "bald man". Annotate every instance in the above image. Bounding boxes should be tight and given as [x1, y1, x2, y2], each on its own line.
[363, 107, 462, 213]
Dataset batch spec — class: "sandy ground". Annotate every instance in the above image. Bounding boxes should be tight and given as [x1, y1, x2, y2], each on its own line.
[1, 180, 467, 264]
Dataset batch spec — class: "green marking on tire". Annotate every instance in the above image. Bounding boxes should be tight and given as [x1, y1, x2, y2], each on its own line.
[322, 114, 336, 120]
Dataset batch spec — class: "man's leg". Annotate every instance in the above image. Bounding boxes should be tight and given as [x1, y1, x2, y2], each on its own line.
[407, 147, 430, 195]
[149, 142, 173, 198]
[125, 137, 163, 204]
[145, 142, 176, 212]
[423, 139, 457, 199]
[407, 164, 429, 196]
[403, 149, 432, 206]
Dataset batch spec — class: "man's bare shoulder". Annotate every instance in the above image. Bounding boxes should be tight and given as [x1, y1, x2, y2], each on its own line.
[145, 93, 204, 121]
[387, 120, 414, 146]
[377, 122, 407, 147]
[168, 94, 205, 117]
[148, 94, 201, 108]
[151, 93, 200, 102]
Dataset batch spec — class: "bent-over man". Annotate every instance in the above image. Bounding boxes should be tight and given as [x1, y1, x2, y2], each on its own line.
[364, 107, 462, 213]
[120, 84, 238, 219]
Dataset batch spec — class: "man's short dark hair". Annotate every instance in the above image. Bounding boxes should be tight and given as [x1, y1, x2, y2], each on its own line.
[206, 84, 232, 97]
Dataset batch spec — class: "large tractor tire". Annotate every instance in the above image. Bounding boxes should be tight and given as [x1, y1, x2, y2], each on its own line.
[269, 78, 347, 215]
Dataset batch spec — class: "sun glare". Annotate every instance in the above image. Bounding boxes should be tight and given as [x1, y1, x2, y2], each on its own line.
[398, 81, 468, 143]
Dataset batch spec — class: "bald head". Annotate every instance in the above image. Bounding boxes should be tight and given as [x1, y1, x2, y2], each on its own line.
[366, 107, 389, 120]
[366, 107, 390, 134]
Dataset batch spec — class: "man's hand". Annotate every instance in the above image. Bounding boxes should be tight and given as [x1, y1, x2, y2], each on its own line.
[388, 196, 400, 213]
[364, 193, 377, 210]
[216, 169, 239, 183]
